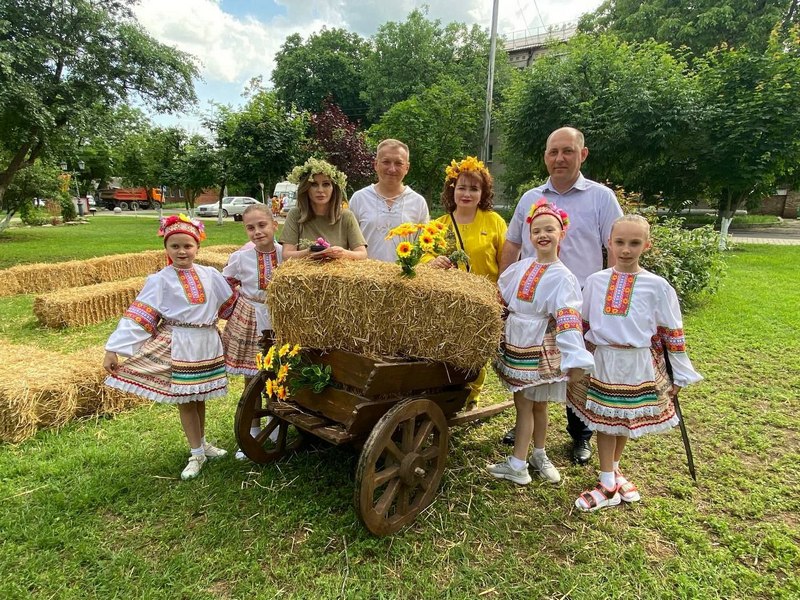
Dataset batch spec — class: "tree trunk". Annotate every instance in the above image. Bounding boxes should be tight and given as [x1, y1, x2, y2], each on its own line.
[216, 179, 226, 227]
[718, 188, 742, 250]
[0, 210, 15, 233]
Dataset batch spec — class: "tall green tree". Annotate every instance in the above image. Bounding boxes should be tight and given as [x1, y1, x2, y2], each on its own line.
[361, 9, 511, 123]
[214, 91, 309, 198]
[694, 29, 800, 245]
[271, 28, 372, 122]
[500, 34, 702, 206]
[0, 0, 198, 206]
[369, 77, 483, 203]
[579, 0, 798, 54]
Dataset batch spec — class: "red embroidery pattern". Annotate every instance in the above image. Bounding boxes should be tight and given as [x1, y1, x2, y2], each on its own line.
[219, 289, 239, 319]
[603, 271, 636, 316]
[555, 307, 582, 334]
[177, 268, 206, 304]
[257, 250, 279, 290]
[657, 326, 686, 353]
[123, 300, 160, 335]
[516, 262, 550, 301]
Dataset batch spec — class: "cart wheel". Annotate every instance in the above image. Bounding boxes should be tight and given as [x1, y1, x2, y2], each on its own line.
[234, 373, 303, 464]
[354, 398, 449, 536]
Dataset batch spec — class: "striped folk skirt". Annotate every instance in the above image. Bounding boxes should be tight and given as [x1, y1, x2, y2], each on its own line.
[567, 345, 677, 439]
[105, 324, 228, 404]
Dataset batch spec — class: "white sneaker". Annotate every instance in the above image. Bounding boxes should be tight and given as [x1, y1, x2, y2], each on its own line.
[202, 443, 228, 459]
[180, 454, 206, 480]
[529, 452, 561, 484]
[488, 458, 532, 485]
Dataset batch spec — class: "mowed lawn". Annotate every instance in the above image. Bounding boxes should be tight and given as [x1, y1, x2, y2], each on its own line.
[0, 221, 797, 599]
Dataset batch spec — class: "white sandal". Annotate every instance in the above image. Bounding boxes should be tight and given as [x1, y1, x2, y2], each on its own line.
[575, 483, 621, 512]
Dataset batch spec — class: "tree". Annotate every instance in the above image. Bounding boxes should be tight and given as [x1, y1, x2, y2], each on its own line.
[0, 0, 198, 207]
[360, 9, 511, 123]
[579, 0, 797, 55]
[694, 30, 800, 245]
[309, 100, 374, 192]
[272, 28, 372, 122]
[0, 160, 61, 228]
[173, 137, 220, 214]
[369, 77, 483, 203]
[213, 91, 309, 198]
[499, 34, 703, 206]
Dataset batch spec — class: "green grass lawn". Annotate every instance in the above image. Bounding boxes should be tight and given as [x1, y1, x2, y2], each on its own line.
[0, 231, 797, 598]
[0, 215, 252, 269]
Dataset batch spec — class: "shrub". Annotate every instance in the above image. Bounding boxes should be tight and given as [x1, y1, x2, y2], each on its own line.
[59, 192, 77, 221]
[19, 202, 49, 226]
[615, 188, 726, 306]
[641, 217, 726, 306]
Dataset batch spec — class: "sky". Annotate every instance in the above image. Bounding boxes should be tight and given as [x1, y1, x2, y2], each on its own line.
[133, 0, 604, 131]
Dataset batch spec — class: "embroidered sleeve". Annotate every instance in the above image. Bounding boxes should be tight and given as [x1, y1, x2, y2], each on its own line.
[218, 288, 239, 320]
[657, 326, 686, 353]
[122, 300, 160, 336]
[555, 307, 582, 335]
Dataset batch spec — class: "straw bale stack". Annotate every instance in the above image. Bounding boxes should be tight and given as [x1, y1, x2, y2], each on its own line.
[33, 277, 146, 328]
[3, 259, 100, 294]
[267, 259, 503, 371]
[0, 344, 145, 444]
[0, 270, 22, 297]
[195, 252, 230, 271]
[88, 251, 166, 282]
[204, 244, 239, 255]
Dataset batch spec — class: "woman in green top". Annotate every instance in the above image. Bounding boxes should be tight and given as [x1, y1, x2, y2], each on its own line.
[280, 158, 368, 260]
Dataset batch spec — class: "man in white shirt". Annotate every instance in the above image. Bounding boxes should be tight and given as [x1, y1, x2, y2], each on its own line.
[499, 127, 623, 464]
[349, 139, 429, 262]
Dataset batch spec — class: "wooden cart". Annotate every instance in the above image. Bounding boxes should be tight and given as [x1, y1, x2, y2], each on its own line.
[234, 347, 512, 536]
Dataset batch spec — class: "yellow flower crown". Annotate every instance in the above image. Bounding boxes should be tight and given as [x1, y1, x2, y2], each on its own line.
[444, 156, 489, 185]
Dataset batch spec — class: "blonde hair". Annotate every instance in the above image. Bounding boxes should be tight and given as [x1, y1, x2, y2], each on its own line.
[242, 203, 273, 220]
[611, 214, 651, 238]
[376, 139, 409, 159]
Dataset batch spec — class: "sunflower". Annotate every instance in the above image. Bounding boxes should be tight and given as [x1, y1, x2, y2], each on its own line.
[277, 364, 290, 383]
[278, 343, 290, 357]
[396, 241, 413, 258]
[276, 385, 287, 400]
[265, 378, 275, 398]
[288, 344, 301, 358]
[264, 346, 275, 369]
[255, 352, 263, 370]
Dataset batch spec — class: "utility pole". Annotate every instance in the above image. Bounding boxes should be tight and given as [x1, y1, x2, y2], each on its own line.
[482, 0, 500, 163]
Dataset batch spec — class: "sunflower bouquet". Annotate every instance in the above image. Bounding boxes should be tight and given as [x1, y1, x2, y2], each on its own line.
[256, 342, 302, 401]
[385, 221, 448, 276]
[256, 342, 332, 398]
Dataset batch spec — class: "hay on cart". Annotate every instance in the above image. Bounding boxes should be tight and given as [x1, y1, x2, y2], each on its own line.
[267, 259, 503, 372]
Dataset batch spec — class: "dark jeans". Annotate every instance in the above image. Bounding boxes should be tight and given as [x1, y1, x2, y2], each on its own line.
[566, 405, 592, 442]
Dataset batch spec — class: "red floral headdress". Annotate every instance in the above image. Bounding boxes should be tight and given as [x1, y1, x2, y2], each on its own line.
[158, 214, 207, 243]
[526, 198, 570, 231]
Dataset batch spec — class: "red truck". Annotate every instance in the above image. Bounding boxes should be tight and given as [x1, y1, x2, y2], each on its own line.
[98, 187, 163, 211]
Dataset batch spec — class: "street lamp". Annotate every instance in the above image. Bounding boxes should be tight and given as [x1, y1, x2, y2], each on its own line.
[60, 160, 86, 216]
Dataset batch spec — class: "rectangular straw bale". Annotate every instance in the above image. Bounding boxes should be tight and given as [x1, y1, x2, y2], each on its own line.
[267, 259, 504, 371]
[86, 251, 166, 281]
[0, 270, 22, 298]
[204, 244, 239, 255]
[0, 345, 82, 443]
[74, 346, 147, 416]
[4, 260, 100, 294]
[32, 277, 146, 328]
[195, 252, 230, 271]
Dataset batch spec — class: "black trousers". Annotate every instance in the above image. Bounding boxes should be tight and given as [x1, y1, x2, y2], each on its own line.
[566, 404, 592, 442]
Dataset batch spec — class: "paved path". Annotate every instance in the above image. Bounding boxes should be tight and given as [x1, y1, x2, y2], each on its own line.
[729, 220, 800, 245]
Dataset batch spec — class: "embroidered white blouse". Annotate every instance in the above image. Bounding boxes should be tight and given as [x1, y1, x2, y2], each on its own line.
[582, 268, 703, 387]
[498, 258, 595, 373]
[222, 244, 283, 332]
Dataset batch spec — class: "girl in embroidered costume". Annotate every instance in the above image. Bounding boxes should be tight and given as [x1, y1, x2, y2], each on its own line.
[103, 214, 238, 481]
[570, 214, 702, 511]
[488, 200, 594, 486]
[222, 204, 283, 459]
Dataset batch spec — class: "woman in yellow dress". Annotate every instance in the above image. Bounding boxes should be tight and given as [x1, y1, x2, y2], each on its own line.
[428, 156, 507, 406]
